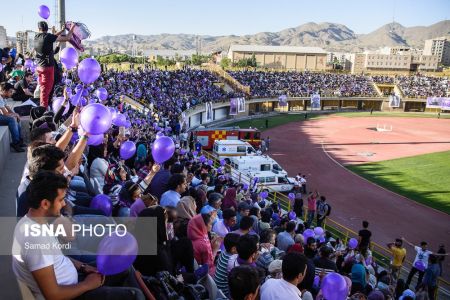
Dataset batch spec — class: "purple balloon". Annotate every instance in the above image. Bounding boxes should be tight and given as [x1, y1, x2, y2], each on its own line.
[80, 103, 112, 135]
[199, 155, 206, 163]
[152, 136, 175, 163]
[179, 149, 187, 155]
[207, 159, 213, 166]
[38, 5, 50, 19]
[90, 194, 112, 216]
[60, 47, 78, 70]
[112, 113, 127, 127]
[314, 227, 324, 236]
[70, 87, 83, 106]
[243, 184, 249, 191]
[78, 58, 101, 84]
[87, 134, 104, 146]
[192, 151, 198, 157]
[24, 59, 33, 69]
[260, 191, 268, 199]
[288, 192, 295, 201]
[96, 231, 138, 276]
[220, 159, 226, 166]
[318, 236, 326, 243]
[321, 273, 348, 300]
[414, 260, 426, 272]
[124, 120, 131, 128]
[303, 229, 315, 240]
[348, 238, 358, 250]
[96, 87, 108, 101]
[52, 97, 69, 115]
[155, 132, 164, 139]
[288, 211, 296, 220]
[120, 141, 136, 160]
[313, 275, 320, 287]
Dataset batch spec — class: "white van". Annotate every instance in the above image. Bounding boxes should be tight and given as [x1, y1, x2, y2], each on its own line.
[229, 155, 288, 175]
[232, 170, 295, 193]
[213, 140, 257, 159]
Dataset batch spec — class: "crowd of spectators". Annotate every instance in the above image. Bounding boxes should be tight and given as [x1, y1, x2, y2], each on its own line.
[228, 70, 378, 98]
[1, 36, 448, 299]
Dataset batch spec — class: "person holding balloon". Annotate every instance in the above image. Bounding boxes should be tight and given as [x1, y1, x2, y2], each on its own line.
[12, 171, 145, 299]
[34, 21, 75, 108]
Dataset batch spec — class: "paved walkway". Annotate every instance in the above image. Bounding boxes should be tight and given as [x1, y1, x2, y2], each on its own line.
[0, 151, 26, 298]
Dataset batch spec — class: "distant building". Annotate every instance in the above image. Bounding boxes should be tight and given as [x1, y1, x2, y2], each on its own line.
[0, 26, 7, 48]
[16, 30, 36, 54]
[423, 37, 450, 66]
[327, 52, 352, 70]
[351, 47, 439, 73]
[143, 49, 197, 62]
[227, 45, 327, 71]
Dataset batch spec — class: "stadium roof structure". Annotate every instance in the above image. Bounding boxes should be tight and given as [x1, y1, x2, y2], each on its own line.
[228, 44, 327, 54]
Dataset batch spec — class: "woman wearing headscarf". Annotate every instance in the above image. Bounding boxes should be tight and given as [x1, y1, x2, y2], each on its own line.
[187, 213, 221, 275]
[134, 206, 174, 276]
[221, 187, 237, 211]
[88, 144, 109, 194]
[174, 195, 197, 238]
[134, 143, 147, 170]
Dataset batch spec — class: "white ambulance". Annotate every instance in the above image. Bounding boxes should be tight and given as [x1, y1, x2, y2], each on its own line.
[212, 140, 257, 159]
[232, 170, 295, 193]
[229, 155, 288, 175]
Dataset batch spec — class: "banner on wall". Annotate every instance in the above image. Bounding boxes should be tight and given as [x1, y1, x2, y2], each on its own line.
[238, 97, 246, 112]
[310, 93, 321, 109]
[388, 94, 401, 108]
[229, 98, 238, 115]
[441, 98, 450, 110]
[205, 101, 213, 122]
[426, 97, 443, 109]
[278, 95, 288, 107]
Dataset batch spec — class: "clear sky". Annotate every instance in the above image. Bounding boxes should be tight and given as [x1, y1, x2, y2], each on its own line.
[2, 0, 449, 39]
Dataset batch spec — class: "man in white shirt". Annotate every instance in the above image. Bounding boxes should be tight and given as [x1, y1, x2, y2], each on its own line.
[261, 252, 308, 300]
[12, 171, 145, 299]
[403, 238, 433, 290]
[160, 173, 187, 208]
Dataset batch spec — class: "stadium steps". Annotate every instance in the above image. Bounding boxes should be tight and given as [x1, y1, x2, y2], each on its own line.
[203, 63, 251, 95]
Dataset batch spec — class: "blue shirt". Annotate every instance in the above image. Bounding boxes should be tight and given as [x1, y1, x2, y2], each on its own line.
[276, 231, 295, 252]
[160, 190, 181, 208]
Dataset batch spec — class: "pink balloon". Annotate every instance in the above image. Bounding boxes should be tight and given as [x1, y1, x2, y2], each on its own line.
[80, 103, 112, 135]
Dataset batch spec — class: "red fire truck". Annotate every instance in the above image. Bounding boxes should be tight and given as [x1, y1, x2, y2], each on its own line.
[192, 127, 262, 150]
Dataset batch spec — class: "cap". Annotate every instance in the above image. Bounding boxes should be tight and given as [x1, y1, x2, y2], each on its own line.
[268, 259, 282, 274]
[200, 205, 216, 214]
[399, 289, 415, 300]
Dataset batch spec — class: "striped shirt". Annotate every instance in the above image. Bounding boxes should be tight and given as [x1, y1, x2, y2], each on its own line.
[214, 251, 232, 297]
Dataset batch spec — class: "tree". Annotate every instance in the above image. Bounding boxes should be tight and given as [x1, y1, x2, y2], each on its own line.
[220, 57, 231, 69]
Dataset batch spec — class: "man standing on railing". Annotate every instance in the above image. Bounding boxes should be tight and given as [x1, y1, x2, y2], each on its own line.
[387, 238, 406, 280]
[403, 239, 432, 290]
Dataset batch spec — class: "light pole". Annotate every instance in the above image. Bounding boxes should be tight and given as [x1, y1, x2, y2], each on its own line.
[58, 0, 66, 50]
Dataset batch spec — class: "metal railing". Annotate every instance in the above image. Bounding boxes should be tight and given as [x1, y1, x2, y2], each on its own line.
[201, 150, 450, 298]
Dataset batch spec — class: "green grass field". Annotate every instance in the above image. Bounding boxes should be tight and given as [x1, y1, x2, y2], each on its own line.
[331, 111, 450, 119]
[347, 151, 450, 214]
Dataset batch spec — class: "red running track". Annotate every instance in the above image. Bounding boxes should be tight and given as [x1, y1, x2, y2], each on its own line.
[264, 116, 450, 280]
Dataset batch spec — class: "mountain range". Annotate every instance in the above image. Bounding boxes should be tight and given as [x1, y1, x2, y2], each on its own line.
[9, 20, 450, 54]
